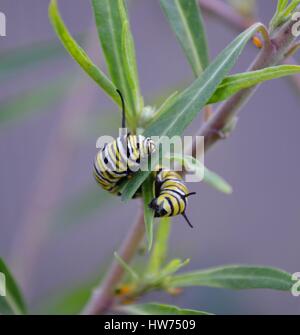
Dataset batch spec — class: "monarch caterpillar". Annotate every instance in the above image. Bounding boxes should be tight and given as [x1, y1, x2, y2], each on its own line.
[93, 90, 156, 194]
[149, 167, 196, 228]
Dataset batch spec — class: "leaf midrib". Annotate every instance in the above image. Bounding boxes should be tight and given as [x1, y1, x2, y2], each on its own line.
[149, 33, 247, 141]
[174, 0, 203, 76]
[105, 1, 132, 112]
[172, 271, 292, 289]
[216, 66, 300, 90]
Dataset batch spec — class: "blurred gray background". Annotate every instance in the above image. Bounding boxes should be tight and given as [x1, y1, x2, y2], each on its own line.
[0, 0, 299, 314]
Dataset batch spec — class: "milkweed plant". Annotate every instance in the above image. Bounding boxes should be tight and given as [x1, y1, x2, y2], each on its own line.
[1, 0, 300, 315]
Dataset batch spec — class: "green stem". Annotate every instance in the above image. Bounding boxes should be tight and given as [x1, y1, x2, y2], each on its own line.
[82, 207, 145, 315]
[82, 6, 299, 317]
[195, 18, 297, 153]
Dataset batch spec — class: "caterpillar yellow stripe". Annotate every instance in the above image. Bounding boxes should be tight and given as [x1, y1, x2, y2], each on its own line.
[93, 133, 155, 194]
[149, 167, 196, 228]
[93, 89, 156, 195]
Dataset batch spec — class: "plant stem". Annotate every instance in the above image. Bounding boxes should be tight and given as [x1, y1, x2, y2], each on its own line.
[82, 6, 299, 316]
[82, 206, 145, 315]
[199, 0, 300, 111]
[195, 18, 297, 152]
[9, 27, 98, 299]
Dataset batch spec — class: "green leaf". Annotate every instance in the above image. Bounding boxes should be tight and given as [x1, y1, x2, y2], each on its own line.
[203, 167, 233, 194]
[167, 154, 233, 194]
[114, 252, 139, 281]
[284, 0, 300, 16]
[169, 265, 294, 291]
[147, 217, 171, 275]
[44, 287, 90, 315]
[270, 0, 300, 31]
[122, 19, 143, 117]
[122, 302, 212, 315]
[0, 258, 26, 315]
[278, 0, 289, 12]
[160, 0, 209, 76]
[92, 0, 141, 129]
[49, 0, 119, 106]
[142, 174, 155, 251]
[122, 23, 264, 201]
[209, 65, 300, 104]
[160, 258, 190, 277]
[40, 281, 96, 315]
[146, 91, 179, 127]
[156, 91, 179, 116]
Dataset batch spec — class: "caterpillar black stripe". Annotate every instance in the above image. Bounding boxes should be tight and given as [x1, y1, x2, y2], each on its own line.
[93, 90, 156, 194]
[149, 167, 196, 228]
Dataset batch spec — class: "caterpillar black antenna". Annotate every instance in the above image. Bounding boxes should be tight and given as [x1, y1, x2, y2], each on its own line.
[185, 192, 197, 198]
[116, 89, 126, 129]
[182, 212, 193, 228]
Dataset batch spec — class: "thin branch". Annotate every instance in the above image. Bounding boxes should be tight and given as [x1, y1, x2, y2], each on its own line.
[82, 4, 299, 316]
[9, 27, 98, 299]
[82, 207, 145, 315]
[284, 41, 300, 58]
[199, 0, 300, 105]
[199, 0, 255, 31]
[194, 18, 298, 154]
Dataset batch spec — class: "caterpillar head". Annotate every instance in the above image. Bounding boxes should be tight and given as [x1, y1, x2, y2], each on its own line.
[148, 198, 167, 217]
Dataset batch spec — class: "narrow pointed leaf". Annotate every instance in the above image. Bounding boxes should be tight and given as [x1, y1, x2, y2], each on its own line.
[167, 154, 232, 194]
[114, 252, 139, 280]
[122, 23, 264, 201]
[142, 174, 155, 251]
[0, 259, 26, 315]
[160, 0, 209, 76]
[160, 258, 190, 277]
[270, 0, 300, 30]
[147, 91, 179, 127]
[156, 91, 179, 116]
[284, 0, 300, 16]
[92, 0, 141, 128]
[122, 20, 143, 116]
[169, 265, 294, 291]
[278, 0, 289, 12]
[122, 302, 212, 315]
[209, 65, 300, 104]
[49, 0, 119, 105]
[203, 167, 233, 194]
[41, 279, 99, 315]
